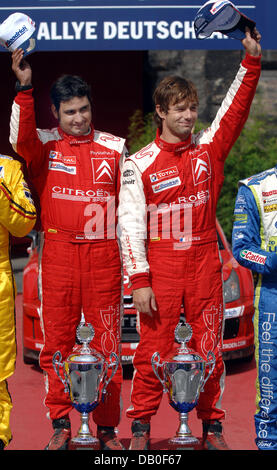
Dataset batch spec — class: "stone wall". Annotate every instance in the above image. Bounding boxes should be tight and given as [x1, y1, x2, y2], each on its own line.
[144, 49, 277, 124]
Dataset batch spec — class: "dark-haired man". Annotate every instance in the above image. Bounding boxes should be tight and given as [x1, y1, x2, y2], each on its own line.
[119, 28, 261, 450]
[10, 49, 127, 451]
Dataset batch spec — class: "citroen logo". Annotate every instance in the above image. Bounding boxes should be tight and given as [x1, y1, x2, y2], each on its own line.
[195, 158, 208, 181]
[96, 160, 113, 181]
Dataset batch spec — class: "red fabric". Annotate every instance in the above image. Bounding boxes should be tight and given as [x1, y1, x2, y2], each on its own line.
[10, 90, 126, 425]
[39, 238, 123, 425]
[127, 241, 225, 422]
[11, 89, 125, 240]
[120, 54, 261, 422]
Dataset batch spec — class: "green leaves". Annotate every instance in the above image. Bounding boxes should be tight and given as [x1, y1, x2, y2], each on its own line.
[127, 102, 277, 242]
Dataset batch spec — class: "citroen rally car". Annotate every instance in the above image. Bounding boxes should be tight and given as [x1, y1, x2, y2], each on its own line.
[22, 220, 255, 365]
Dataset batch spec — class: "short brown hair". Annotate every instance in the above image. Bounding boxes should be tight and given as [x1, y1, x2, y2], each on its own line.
[153, 75, 199, 130]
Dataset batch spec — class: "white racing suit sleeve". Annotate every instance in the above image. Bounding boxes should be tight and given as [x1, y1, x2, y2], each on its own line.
[118, 158, 150, 289]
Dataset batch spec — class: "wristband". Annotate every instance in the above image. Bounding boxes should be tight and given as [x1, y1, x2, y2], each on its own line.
[15, 80, 32, 92]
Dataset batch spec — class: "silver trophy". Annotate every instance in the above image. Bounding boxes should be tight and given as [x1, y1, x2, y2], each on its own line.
[53, 321, 119, 450]
[152, 322, 215, 448]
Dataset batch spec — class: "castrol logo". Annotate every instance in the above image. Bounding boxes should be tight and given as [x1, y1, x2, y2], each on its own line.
[240, 250, 266, 265]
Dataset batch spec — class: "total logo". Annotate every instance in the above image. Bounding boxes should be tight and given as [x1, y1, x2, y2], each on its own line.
[240, 250, 267, 265]
[91, 158, 115, 184]
[150, 166, 179, 183]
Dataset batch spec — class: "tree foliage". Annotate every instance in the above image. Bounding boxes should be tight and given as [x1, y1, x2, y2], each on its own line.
[127, 104, 277, 242]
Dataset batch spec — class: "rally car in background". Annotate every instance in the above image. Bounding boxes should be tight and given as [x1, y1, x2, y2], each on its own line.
[22, 220, 255, 365]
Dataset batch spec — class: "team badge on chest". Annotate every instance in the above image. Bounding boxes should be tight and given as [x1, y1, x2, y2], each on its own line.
[191, 151, 211, 185]
[91, 158, 115, 184]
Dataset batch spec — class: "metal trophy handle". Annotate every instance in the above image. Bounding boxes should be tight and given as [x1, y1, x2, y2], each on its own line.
[52, 350, 69, 394]
[201, 351, 216, 392]
[101, 352, 119, 396]
[151, 352, 168, 393]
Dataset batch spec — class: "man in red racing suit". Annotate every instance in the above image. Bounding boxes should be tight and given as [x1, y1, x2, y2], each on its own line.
[10, 49, 128, 450]
[118, 29, 261, 450]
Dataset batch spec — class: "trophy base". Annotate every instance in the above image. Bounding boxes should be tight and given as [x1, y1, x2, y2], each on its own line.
[168, 435, 200, 450]
[68, 436, 100, 450]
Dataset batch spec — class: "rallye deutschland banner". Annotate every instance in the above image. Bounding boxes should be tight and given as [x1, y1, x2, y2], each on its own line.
[0, 0, 275, 51]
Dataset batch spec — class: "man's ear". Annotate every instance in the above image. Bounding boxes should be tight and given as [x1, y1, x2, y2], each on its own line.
[51, 104, 59, 120]
[155, 104, 166, 120]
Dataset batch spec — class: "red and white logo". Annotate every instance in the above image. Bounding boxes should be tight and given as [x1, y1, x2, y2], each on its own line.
[91, 158, 115, 184]
[191, 151, 211, 185]
[240, 250, 267, 265]
[150, 166, 179, 183]
[49, 151, 76, 165]
[210, 1, 230, 15]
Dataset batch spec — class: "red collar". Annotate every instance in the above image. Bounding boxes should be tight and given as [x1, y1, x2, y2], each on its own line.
[155, 129, 193, 155]
[58, 126, 95, 145]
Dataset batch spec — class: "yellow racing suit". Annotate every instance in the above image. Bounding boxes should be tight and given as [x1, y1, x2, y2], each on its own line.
[0, 154, 36, 447]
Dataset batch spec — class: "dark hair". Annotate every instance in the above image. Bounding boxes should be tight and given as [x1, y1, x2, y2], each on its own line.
[50, 75, 92, 111]
[153, 75, 199, 130]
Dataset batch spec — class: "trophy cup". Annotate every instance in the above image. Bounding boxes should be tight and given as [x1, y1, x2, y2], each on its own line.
[53, 321, 119, 450]
[152, 322, 215, 448]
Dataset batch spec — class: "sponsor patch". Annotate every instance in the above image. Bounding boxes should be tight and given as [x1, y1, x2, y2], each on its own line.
[91, 158, 115, 184]
[234, 213, 247, 223]
[49, 161, 77, 174]
[152, 176, 181, 193]
[210, 1, 230, 15]
[49, 150, 76, 165]
[51, 186, 111, 202]
[236, 194, 246, 205]
[123, 169, 134, 177]
[178, 189, 209, 206]
[122, 179, 135, 185]
[191, 151, 211, 185]
[264, 204, 277, 213]
[150, 166, 179, 183]
[24, 190, 34, 203]
[262, 190, 277, 197]
[240, 250, 267, 265]
[233, 232, 244, 241]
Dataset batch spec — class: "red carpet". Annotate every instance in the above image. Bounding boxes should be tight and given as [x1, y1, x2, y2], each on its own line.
[6, 295, 257, 451]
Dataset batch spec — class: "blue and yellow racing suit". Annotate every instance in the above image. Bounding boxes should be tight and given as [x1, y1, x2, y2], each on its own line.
[232, 166, 277, 450]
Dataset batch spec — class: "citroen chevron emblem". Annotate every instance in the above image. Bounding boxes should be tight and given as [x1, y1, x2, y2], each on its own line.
[191, 151, 211, 186]
[92, 157, 115, 184]
[195, 158, 208, 181]
[96, 160, 113, 181]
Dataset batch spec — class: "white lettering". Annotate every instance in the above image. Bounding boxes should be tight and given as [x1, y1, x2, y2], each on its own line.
[118, 21, 130, 40]
[257, 312, 276, 444]
[51, 22, 62, 40]
[72, 21, 85, 39]
[86, 22, 97, 40]
[170, 21, 184, 40]
[104, 22, 117, 40]
[37, 22, 50, 40]
[144, 21, 156, 39]
[184, 21, 196, 39]
[63, 22, 74, 40]
[37, 20, 229, 43]
[156, 21, 169, 40]
[130, 21, 143, 40]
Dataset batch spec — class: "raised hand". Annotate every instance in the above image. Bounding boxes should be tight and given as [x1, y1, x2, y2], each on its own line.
[242, 27, 262, 57]
[11, 48, 32, 85]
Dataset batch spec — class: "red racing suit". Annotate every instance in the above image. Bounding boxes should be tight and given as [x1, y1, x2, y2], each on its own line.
[118, 53, 261, 422]
[10, 88, 127, 425]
